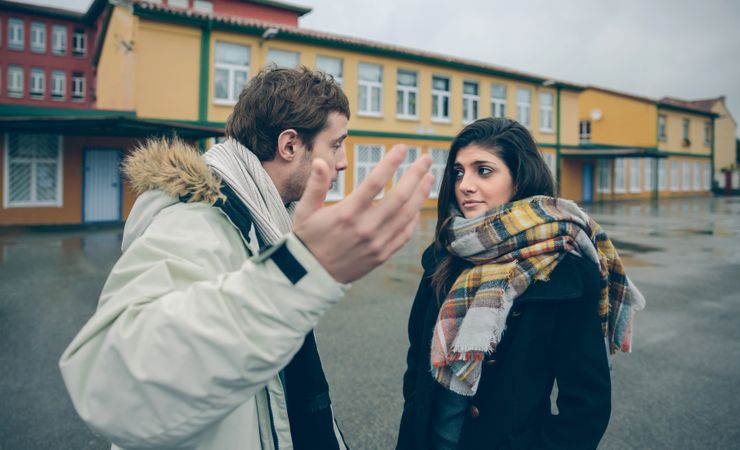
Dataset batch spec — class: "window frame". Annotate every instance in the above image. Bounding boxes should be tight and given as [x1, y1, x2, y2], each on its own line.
[597, 159, 612, 194]
[431, 75, 450, 123]
[52, 25, 67, 55]
[681, 160, 691, 192]
[3, 134, 64, 208]
[8, 18, 24, 51]
[316, 55, 343, 86]
[693, 161, 702, 191]
[658, 159, 667, 191]
[396, 69, 418, 120]
[429, 148, 448, 199]
[613, 158, 626, 193]
[72, 29, 86, 56]
[51, 70, 65, 100]
[354, 144, 385, 198]
[579, 120, 591, 144]
[325, 171, 345, 201]
[644, 158, 654, 191]
[394, 146, 420, 184]
[658, 114, 667, 141]
[462, 80, 479, 124]
[30, 68, 45, 99]
[30, 21, 46, 53]
[703, 162, 711, 191]
[628, 158, 641, 193]
[670, 160, 680, 192]
[266, 48, 300, 68]
[213, 41, 251, 106]
[71, 73, 85, 100]
[515, 87, 532, 128]
[491, 83, 506, 119]
[704, 122, 711, 146]
[538, 91, 554, 132]
[357, 62, 383, 117]
[8, 65, 24, 98]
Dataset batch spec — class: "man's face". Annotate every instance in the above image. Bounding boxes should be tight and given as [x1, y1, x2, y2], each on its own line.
[286, 111, 349, 201]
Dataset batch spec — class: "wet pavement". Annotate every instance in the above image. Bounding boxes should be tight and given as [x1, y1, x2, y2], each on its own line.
[1, 196, 739, 449]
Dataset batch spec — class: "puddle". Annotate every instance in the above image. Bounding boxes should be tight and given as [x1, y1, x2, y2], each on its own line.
[610, 239, 661, 253]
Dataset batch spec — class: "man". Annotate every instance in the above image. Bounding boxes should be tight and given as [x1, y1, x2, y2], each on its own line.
[59, 67, 433, 450]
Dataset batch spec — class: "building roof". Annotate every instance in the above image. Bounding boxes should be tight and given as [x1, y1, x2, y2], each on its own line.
[658, 97, 718, 117]
[234, 0, 312, 16]
[0, 0, 108, 24]
[131, 0, 583, 91]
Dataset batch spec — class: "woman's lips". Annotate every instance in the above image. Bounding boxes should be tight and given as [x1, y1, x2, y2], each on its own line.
[462, 200, 482, 208]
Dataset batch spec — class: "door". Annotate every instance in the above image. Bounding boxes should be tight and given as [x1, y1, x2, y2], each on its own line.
[83, 149, 122, 223]
[582, 162, 594, 202]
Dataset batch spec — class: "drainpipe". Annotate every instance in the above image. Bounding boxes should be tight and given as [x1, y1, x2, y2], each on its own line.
[711, 115, 716, 193]
[198, 19, 213, 153]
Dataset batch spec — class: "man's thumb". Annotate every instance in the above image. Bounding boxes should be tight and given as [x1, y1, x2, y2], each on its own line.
[294, 159, 331, 225]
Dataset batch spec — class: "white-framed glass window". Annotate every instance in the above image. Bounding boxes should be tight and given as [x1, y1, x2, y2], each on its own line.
[193, 0, 214, 12]
[614, 158, 626, 193]
[491, 83, 506, 118]
[266, 48, 299, 68]
[214, 41, 250, 105]
[693, 161, 702, 191]
[51, 70, 65, 99]
[644, 158, 654, 191]
[670, 160, 679, 192]
[628, 158, 641, 193]
[31, 22, 46, 53]
[704, 122, 711, 146]
[8, 18, 24, 50]
[579, 120, 591, 144]
[429, 148, 448, 199]
[542, 151, 556, 178]
[682, 118, 690, 145]
[539, 91, 554, 132]
[358, 62, 382, 116]
[682, 161, 691, 191]
[8, 65, 24, 98]
[72, 29, 86, 56]
[30, 68, 45, 98]
[658, 114, 667, 141]
[431, 75, 450, 122]
[71, 72, 85, 100]
[516, 88, 531, 128]
[394, 147, 420, 184]
[462, 81, 479, 124]
[326, 172, 345, 201]
[354, 144, 384, 198]
[658, 159, 667, 191]
[597, 159, 611, 194]
[703, 162, 711, 191]
[396, 69, 418, 119]
[52, 25, 67, 55]
[3, 134, 63, 208]
[316, 55, 343, 86]
[169, 0, 189, 8]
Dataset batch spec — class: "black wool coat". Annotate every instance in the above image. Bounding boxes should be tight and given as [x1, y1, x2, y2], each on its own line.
[396, 246, 611, 450]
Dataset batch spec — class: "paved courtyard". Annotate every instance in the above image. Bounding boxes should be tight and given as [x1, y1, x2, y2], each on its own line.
[1, 196, 739, 449]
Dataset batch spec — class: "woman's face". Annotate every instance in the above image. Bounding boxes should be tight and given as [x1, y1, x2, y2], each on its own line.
[453, 144, 515, 219]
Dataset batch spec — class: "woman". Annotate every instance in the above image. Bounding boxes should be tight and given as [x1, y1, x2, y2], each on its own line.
[396, 117, 645, 450]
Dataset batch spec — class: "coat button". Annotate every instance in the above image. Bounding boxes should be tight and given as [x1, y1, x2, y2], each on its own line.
[485, 359, 497, 366]
[469, 405, 480, 418]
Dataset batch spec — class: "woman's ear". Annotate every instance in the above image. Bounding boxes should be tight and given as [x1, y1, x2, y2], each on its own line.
[276, 129, 299, 162]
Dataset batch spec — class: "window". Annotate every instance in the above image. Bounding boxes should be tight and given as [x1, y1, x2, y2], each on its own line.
[31, 22, 46, 53]
[658, 115, 667, 141]
[354, 144, 384, 198]
[51, 70, 65, 99]
[214, 42, 250, 105]
[704, 122, 711, 146]
[597, 159, 611, 194]
[670, 160, 679, 191]
[3, 134, 62, 208]
[358, 63, 382, 116]
[71, 72, 85, 100]
[52, 25, 67, 55]
[703, 162, 711, 191]
[644, 158, 654, 191]
[8, 18, 24, 50]
[8, 66, 23, 98]
[542, 152, 556, 177]
[682, 118, 690, 145]
[266, 48, 299, 68]
[431, 75, 450, 122]
[682, 161, 690, 191]
[491, 84, 506, 118]
[30, 68, 45, 98]
[516, 88, 531, 128]
[693, 161, 702, 191]
[579, 120, 591, 144]
[614, 158, 626, 193]
[169, 0, 189, 8]
[462, 81, 479, 124]
[396, 70, 418, 119]
[429, 148, 448, 198]
[326, 172, 345, 201]
[193, 0, 213, 12]
[72, 29, 86, 56]
[316, 55, 343, 86]
[394, 147, 420, 184]
[628, 158, 641, 193]
[658, 159, 667, 191]
[539, 92, 554, 132]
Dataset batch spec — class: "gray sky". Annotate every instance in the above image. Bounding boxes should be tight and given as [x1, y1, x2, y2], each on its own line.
[29, 0, 740, 137]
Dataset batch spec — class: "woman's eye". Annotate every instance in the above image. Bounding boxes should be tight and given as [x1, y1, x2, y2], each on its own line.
[453, 169, 464, 179]
[479, 166, 493, 176]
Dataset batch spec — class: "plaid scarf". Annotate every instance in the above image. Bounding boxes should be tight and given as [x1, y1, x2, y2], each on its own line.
[430, 196, 645, 396]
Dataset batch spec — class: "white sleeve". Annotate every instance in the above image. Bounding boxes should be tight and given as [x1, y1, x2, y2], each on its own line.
[58, 206, 346, 448]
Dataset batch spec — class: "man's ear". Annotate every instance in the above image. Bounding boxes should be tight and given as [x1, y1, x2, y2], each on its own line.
[276, 129, 300, 162]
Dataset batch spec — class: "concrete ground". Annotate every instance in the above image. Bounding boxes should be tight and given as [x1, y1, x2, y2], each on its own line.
[1, 196, 739, 449]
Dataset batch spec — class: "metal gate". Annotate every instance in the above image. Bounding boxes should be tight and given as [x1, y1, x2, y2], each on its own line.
[83, 149, 122, 223]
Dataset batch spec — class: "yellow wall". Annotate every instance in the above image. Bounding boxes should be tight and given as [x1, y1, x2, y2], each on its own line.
[560, 90, 580, 146]
[712, 100, 738, 171]
[579, 89, 656, 147]
[96, 7, 138, 111]
[657, 109, 711, 156]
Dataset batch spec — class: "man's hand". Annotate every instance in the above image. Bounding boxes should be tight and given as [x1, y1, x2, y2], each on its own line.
[293, 145, 434, 284]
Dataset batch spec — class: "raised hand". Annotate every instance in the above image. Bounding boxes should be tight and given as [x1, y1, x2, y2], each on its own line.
[293, 145, 434, 283]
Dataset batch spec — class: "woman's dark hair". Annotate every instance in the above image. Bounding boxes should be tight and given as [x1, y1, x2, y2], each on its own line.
[225, 66, 350, 161]
[430, 117, 555, 300]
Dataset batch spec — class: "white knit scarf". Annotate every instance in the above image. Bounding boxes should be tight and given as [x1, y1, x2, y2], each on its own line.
[202, 138, 295, 245]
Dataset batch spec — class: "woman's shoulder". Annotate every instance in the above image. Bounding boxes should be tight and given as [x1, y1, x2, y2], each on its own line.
[421, 243, 441, 273]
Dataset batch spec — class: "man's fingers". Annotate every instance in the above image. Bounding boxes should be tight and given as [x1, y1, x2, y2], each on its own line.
[347, 144, 408, 210]
[375, 154, 432, 217]
[294, 158, 332, 226]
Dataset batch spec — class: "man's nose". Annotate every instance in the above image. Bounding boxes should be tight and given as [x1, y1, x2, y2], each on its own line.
[336, 148, 348, 172]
